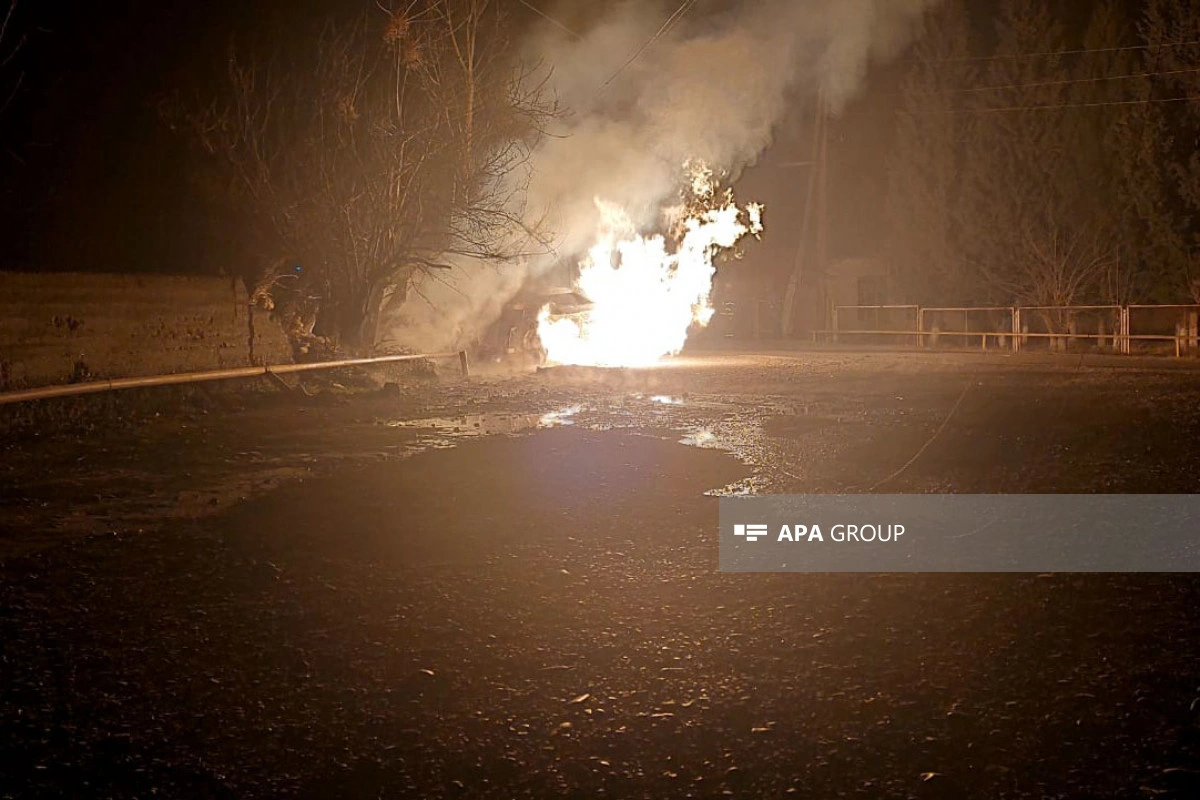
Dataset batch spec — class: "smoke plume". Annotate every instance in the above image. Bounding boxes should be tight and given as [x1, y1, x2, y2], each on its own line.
[384, 0, 940, 354]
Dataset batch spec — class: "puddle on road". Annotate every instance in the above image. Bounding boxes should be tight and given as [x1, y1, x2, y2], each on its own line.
[384, 400, 773, 496]
[677, 420, 786, 496]
[387, 407, 581, 437]
[679, 428, 720, 448]
[704, 476, 770, 497]
[678, 420, 764, 457]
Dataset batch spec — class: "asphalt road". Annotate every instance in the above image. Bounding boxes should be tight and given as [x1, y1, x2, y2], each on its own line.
[3, 351, 1200, 798]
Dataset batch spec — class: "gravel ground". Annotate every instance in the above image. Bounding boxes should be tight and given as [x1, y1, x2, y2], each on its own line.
[3, 350, 1200, 798]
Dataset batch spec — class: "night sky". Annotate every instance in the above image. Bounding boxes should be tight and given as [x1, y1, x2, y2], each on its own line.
[1, 0, 327, 275]
[0, 0, 1112, 278]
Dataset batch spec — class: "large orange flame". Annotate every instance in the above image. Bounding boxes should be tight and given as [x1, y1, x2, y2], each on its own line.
[538, 164, 762, 367]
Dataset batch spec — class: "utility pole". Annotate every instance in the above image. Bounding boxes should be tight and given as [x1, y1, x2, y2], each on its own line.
[781, 86, 827, 339]
[815, 91, 830, 330]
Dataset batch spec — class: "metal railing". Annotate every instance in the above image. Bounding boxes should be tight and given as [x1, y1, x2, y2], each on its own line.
[814, 304, 1200, 357]
[0, 350, 469, 406]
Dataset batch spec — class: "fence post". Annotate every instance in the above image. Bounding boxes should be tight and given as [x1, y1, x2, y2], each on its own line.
[1011, 307, 1020, 353]
[832, 306, 839, 345]
[917, 307, 925, 349]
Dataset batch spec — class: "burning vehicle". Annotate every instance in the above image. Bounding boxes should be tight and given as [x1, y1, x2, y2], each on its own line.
[478, 285, 593, 365]
[475, 161, 762, 369]
[535, 186, 762, 368]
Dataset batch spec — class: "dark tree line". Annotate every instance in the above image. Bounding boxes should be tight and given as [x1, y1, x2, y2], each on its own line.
[886, 0, 1200, 307]
[166, 0, 556, 354]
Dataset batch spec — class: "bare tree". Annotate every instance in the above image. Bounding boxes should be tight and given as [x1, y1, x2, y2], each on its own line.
[172, 0, 557, 353]
[978, 219, 1117, 348]
[980, 221, 1117, 307]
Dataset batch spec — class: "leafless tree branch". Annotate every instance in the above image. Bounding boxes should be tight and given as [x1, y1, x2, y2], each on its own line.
[172, 0, 559, 353]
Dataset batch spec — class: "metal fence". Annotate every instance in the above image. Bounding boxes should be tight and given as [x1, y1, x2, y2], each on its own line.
[817, 304, 1200, 357]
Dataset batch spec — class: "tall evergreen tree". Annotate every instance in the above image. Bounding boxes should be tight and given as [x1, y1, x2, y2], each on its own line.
[961, 0, 1092, 306]
[1138, 0, 1200, 301]
[884, 0, 975, 304]
[1062, 0, 1139, 302]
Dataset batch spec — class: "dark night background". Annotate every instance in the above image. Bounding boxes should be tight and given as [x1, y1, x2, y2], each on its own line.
[0, 0, 1133, 277]
[1, 0, 328, 275]
[6, 5, 1200, 799]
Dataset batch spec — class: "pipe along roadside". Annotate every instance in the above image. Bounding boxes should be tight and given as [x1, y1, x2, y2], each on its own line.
[0, 351, 469, 406]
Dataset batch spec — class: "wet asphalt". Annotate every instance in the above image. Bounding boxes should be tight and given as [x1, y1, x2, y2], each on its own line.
[3, 351, 1200, 798]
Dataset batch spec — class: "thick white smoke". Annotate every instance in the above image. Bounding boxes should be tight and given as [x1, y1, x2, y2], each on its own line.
[382, 0, 940, 354]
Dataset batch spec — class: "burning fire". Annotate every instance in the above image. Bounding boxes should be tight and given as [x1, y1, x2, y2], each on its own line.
[537, 164, 763, 367]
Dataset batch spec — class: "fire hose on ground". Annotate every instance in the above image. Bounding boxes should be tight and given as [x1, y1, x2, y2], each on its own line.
[0, 351, 469, 406]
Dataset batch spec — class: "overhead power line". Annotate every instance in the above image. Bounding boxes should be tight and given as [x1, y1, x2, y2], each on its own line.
[914, 38, 1200, 64]
[600, 0, 697, 89]
[904, 94, 1200, 114]
[516, 0, 581, 40]
[916, 65, 1200, 95]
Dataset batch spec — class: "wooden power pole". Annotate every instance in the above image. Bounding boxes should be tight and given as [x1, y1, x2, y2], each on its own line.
[781, 86, 827, 339]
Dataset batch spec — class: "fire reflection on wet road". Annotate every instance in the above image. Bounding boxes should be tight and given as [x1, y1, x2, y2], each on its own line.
[4, 353, 1200, 798]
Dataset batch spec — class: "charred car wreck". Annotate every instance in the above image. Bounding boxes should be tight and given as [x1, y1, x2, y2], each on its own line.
[478, 287, 592, 365]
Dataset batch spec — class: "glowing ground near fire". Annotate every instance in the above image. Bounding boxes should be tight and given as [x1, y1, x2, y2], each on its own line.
[6, 354, 1200, 798]
[537, 165, 763, 368]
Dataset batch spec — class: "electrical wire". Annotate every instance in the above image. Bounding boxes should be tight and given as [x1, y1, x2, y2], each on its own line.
[599, 0, 698, 89]
[910, 38, 1200, 64]
[516, 0, 581, 40]
[868, 377, 974, 492]
[902, 94, 1200, 114]
[914, 65, 1200, 96]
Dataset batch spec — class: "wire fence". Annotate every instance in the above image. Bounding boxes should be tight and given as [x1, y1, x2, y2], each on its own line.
[815, 304, 1200, 357]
